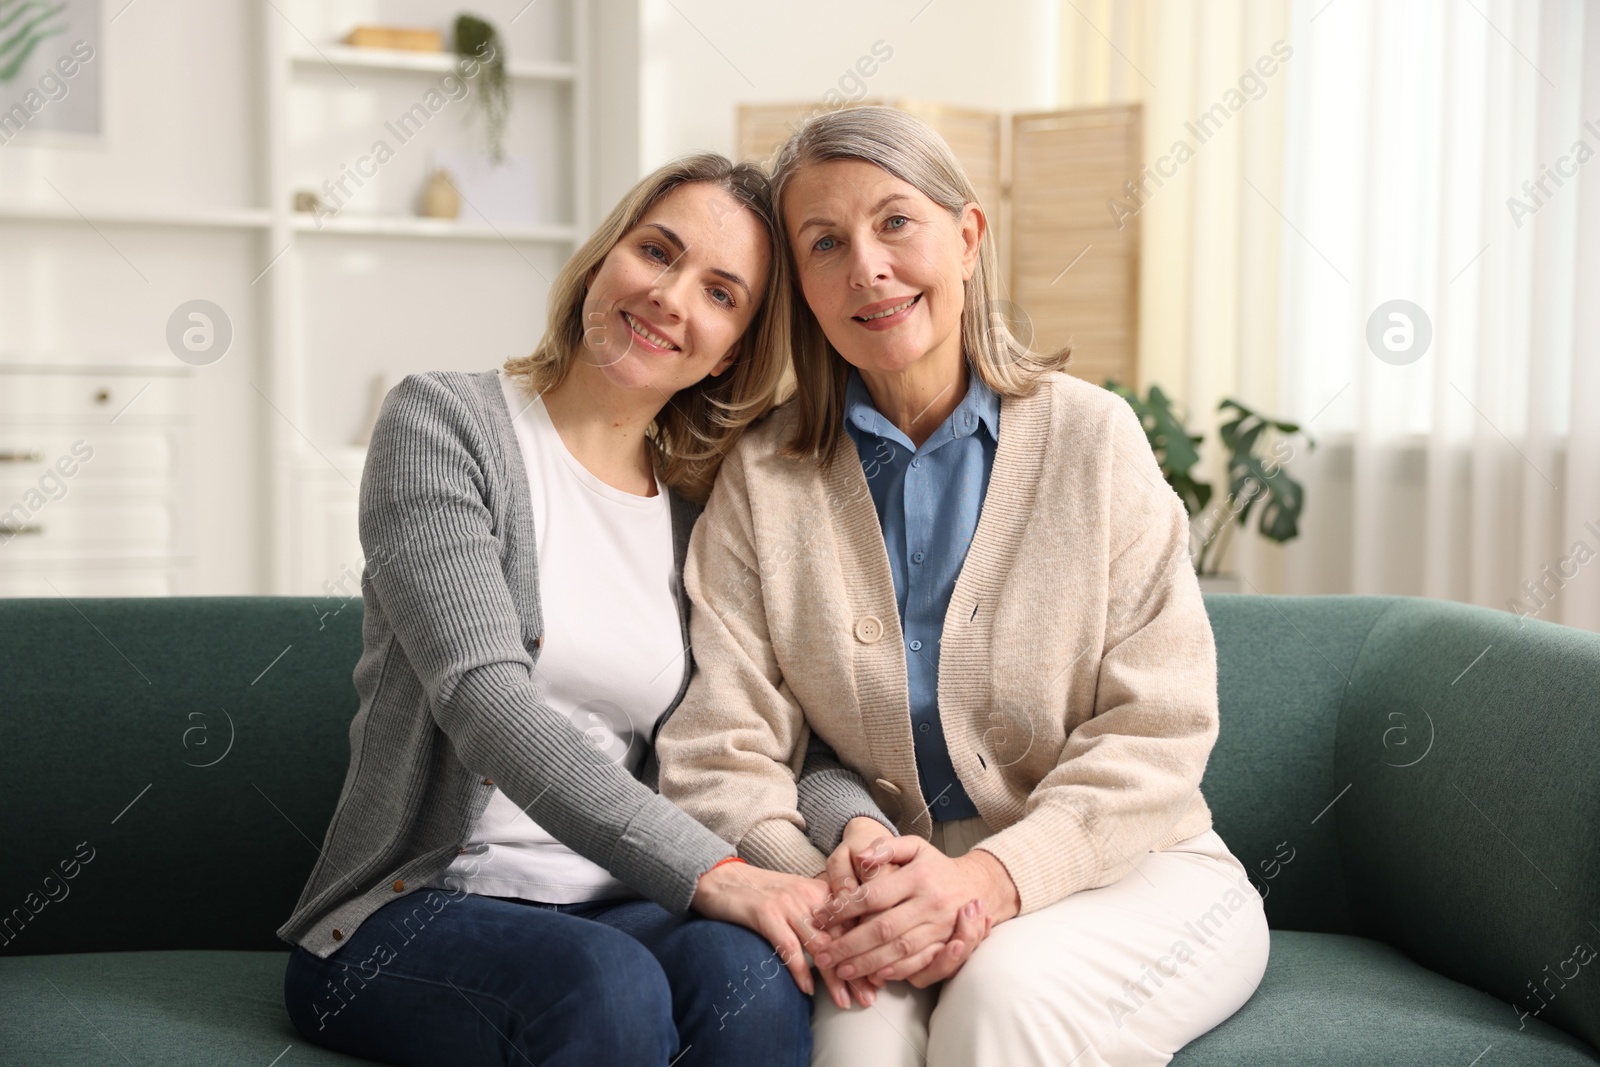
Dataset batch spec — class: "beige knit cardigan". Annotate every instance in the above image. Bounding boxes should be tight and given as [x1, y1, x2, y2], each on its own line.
[656, 371, 1218, 915]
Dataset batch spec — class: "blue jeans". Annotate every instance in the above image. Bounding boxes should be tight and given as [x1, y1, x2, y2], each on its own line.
[283, 890, 812, 1066]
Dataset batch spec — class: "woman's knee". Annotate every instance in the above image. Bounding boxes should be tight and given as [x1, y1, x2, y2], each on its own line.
[928, 942, 1098, 1066]
[521, 926, 677, 1058]
[660, 919, 811, 1049]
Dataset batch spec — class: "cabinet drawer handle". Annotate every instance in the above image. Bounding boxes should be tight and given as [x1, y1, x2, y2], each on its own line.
[0, 451, 43, 463]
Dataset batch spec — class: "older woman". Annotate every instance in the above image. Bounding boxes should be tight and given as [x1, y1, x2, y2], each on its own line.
[657, 108, 1270, 1066]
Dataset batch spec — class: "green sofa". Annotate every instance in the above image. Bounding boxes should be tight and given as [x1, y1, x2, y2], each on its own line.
[1, 594, 1596, 1065]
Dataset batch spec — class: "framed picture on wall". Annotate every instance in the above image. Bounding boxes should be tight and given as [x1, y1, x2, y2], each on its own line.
[0, 0, 103, 148]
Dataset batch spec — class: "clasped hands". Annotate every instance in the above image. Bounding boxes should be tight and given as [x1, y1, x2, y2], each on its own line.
[805, 817, 1019, 1009]
[692, 817, 1020, 1009]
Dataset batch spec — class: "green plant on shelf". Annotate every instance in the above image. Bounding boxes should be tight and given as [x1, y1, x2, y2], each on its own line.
[1106, 382, 1314, 577]
[454, 12, 509, 164]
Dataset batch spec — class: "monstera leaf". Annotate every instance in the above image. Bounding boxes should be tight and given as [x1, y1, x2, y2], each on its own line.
[1105, 380, 1213, 519]
[1108, 381, 1314, 574]
[0, 0, 68, 83]
[1217, 398, 1313, 545]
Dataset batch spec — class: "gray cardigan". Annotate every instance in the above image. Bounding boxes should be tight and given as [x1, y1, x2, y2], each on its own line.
[276, 369, 886, 959]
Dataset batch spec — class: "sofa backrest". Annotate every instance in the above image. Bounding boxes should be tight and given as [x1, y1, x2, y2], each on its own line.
[0, 596, 363, 957]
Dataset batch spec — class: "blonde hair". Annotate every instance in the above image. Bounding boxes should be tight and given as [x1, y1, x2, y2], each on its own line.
[769, 105, 1071, 462]
[504, 154, 791, 502]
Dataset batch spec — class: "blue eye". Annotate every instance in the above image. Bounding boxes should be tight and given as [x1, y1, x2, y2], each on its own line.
[642, 242, 668, 261]
[814, 235, 837, 252]
[710, 288, 734, 307]
[886, 215, 908, 230]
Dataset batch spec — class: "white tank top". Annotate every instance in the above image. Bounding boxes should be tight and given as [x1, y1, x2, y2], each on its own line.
[425, 369, 684, 903]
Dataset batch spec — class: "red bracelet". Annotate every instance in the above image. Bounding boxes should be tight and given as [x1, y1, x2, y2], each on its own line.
[708, 856, 746, 873]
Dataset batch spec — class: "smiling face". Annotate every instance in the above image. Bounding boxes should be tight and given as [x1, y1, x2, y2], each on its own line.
[578, 180, 771, 398]
[784, 158, 983, 381]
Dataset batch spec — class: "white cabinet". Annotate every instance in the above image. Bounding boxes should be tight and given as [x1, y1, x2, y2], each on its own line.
[0, 366, 191, 594]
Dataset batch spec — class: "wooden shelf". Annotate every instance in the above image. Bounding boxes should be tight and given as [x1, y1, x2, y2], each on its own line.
[0, 204, 272, 229]
[290, 214, 578, 242]
[290, 46, 577, 82]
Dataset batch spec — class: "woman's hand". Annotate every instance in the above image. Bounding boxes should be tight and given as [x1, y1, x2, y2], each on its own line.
[808, 877, 878, 1010]
[690, 860, 831, 996]
[809, 817, 898, 1008]
[811, 836, 1018, 987]
[899, 896, 992, 987]
[822, 816, 898, 897]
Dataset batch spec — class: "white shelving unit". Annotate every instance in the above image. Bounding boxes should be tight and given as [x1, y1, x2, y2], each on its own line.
[0, 205, 274, 230]
[290, 44, 579, 82]
[0, 0, 593, 597]
[290, 214, 579, 242]
[264, 1, 591, 595]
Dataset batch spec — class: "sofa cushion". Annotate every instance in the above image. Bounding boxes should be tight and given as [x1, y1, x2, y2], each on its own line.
[1174, 931, 1599, 1065]
[0, 949, 376, 1065]
[4, 935, 1592, 1066]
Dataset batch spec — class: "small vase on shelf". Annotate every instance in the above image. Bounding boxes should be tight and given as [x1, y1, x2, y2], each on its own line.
[420, 169, 460, 220]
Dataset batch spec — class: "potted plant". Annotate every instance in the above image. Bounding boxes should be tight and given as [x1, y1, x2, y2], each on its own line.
[454, 13, 509, 164]
[1106, 382, 1314, 591]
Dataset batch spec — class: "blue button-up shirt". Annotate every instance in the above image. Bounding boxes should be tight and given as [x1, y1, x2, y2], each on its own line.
[842, 366, 999, 822]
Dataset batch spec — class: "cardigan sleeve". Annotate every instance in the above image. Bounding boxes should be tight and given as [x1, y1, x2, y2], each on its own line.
[797, 733, 898, 853]
[973, 396, 1219, 914]
[361, 373, 734, 915]
[655, 443, 836, 877]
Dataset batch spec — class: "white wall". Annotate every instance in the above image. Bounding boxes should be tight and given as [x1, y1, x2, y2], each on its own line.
[636, 0, 1061, 169]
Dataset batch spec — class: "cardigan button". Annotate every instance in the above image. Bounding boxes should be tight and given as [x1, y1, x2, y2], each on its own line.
[534, 634, 544, 649]
[854, 616, 885, 643]
[874, 778, 902, 796]
[331, 928, 343, 941]
[483, 777, 494, 786]
[392, 879, 405, 892]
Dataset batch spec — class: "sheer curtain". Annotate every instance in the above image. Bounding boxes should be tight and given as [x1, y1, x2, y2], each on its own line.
[1277, 0, 1600, 632]
[1053, 0, 1294, 588]
[1055, 0, 1599, 630]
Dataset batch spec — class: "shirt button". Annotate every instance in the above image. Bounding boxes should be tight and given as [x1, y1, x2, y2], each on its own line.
[918, 722, 931, 734]
[854, 616, 885, 643]
[938, 795, 950, 806]
[911, 459, 921, 469]
[912, 551, 925, 564]
[908, 639, 922, 651]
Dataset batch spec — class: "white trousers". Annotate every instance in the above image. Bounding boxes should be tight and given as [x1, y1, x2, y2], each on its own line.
[809, 819, 1270, 1067]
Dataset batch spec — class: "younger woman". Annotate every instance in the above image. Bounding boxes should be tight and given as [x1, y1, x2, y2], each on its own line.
[278, 154, 878, 1067]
